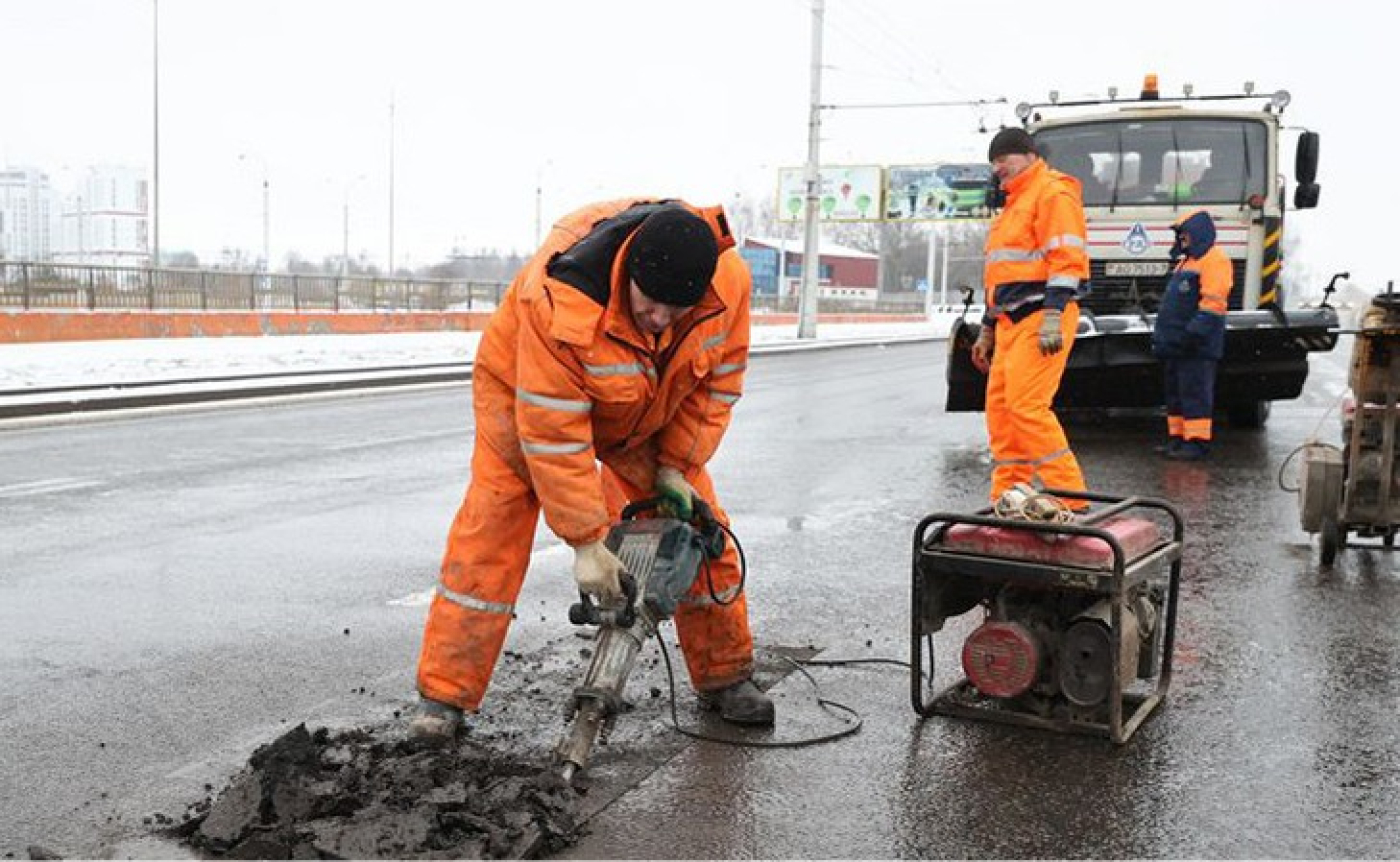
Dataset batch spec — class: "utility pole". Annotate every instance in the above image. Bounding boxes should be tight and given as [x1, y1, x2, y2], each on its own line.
[925, 225, 937, 316]
[796, 0, 824, 340]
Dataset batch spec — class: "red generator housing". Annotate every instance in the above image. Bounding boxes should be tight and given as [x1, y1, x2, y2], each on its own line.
[911, 491, 1183, 743]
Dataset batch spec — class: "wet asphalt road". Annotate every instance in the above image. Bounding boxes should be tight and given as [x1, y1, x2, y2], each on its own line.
[2, 339, 1399, 858]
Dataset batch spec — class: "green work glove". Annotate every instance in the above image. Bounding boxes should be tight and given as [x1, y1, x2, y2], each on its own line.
[655, 465, 697, 521]
[1038, 308, 1064, 356]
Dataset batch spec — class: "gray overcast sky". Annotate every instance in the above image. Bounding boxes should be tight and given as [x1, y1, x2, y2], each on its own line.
[2, 0, 1391, 292]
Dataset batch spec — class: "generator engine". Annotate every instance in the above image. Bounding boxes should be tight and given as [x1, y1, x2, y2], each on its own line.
[960, 583, 1164, 718]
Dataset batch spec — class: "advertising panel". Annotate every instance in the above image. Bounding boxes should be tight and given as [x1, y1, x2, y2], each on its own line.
[884, 163, 993, 221]
[776, 165, 883, 222]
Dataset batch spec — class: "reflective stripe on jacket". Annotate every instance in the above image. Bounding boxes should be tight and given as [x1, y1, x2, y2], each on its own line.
[473, 197, 750, 546]
[982, 159, 1089, 326]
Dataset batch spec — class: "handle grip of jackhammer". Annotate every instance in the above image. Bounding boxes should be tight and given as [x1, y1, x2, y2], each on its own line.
[619, 496, 725, 559]
[568, 572, 638, 628]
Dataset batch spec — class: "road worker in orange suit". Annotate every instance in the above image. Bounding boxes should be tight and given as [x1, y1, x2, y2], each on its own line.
[971, 128, 1090, 508]
[1152, 209, 1233, 461]
[409, 199, 773, 742]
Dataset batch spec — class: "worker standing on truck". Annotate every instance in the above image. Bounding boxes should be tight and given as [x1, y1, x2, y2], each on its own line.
[407, 199, 774, 743]
[1152, 209, 1233, 461]
[971, 127, 1090, 508]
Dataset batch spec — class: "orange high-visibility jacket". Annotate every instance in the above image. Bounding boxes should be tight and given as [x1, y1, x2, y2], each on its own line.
[472, 198, 750, 547]
[983, 159, 1089, 325]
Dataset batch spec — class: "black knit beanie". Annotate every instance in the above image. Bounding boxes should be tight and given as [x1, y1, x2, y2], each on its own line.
[987, 127, 1036, 162]
[625, 207, 718, 307]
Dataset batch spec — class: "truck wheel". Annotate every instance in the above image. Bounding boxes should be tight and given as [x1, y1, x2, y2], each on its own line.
[1320, 516, 1342, 566]
[1227, 399, 1271, 429]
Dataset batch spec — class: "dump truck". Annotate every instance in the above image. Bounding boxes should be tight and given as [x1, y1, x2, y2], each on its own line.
[946, 74, 1339, 427]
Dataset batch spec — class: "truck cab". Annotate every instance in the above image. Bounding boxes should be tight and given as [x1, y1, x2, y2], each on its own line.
[946, 76, 1337, 427]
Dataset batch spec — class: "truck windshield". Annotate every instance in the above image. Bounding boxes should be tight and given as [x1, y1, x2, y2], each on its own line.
[1035, 118, 1268, 207]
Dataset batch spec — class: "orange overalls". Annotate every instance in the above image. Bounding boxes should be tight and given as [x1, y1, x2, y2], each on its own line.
[416, 198, 755, 712]
[982, 159, 1090, 503]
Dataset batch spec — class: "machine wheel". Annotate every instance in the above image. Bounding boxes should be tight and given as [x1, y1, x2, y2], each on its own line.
[1320, 516, 1343, 565]
[1227, 399, 1272, 429]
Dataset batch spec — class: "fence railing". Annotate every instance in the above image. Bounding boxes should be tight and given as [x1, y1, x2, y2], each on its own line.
[0, 261, 509, 312]
[0, 260, 935, 316]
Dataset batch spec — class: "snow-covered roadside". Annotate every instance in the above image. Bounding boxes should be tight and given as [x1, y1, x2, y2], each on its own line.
[0, 316, 964, 391]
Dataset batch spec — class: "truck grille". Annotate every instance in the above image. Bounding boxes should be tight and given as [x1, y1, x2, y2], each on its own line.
[1084, 259, 1248, 315]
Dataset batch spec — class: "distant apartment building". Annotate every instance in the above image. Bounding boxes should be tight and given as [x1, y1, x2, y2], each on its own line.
[0, 167, 55, 261]
[53, 165, 150, 267]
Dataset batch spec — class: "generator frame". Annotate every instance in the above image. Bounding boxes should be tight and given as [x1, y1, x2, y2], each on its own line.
[910, 491, 1184, 744]
[1319, 324, 1400, 564]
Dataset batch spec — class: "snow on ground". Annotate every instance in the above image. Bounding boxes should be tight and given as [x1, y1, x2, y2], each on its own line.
[0, 316, 962, 391]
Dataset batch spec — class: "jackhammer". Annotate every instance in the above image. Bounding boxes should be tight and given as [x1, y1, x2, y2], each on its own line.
[555, 496, 729, 783]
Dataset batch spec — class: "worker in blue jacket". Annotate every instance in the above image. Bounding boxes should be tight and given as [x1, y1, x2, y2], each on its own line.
[1152, 209, 1233, 461]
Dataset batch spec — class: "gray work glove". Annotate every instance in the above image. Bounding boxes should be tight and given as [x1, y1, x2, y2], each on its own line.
[655, 465, 697, 521]
[572, 540, 625, 604]
[1038, 308, 1065, 356]
[971, 325, 995, 373]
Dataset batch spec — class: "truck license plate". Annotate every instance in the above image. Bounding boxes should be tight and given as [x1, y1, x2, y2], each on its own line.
[1105, 261, 1170, 277]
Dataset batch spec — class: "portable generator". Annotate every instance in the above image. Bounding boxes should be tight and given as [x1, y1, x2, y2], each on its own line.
[910, 490, 1183, 743]
[555, 497, 726, 782]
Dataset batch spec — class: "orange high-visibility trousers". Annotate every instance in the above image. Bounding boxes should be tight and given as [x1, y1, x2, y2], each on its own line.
[415, 439, 754, 713]
[985, 305, 1087, 504]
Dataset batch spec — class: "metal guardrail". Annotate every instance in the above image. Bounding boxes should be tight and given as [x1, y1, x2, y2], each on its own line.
[0, 261, 509, 312]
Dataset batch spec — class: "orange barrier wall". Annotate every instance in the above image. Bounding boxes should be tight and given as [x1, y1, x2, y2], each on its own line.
[0, 311, 496, 343]
[1, 310, 927, 344]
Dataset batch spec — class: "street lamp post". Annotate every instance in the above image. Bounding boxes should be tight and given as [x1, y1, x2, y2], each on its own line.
[340, 175, 367, 279]
[237, 153, 270, 273]
[151, 0, 160, 268]
[387, 96, 396, 276]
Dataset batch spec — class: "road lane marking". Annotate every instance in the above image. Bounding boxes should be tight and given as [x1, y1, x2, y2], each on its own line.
[326, 428, 470, 452]
[0, 477, 104, 497]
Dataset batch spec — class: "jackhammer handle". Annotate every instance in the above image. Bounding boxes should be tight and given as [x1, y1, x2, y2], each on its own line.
[568, 573, 638, 627]
[620, 497, 666, 520]
[621, 494, 719, 527]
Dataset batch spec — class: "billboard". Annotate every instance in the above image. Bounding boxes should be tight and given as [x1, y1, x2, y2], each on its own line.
[884, 163, 993, 221]
[776, 165, 883, 222]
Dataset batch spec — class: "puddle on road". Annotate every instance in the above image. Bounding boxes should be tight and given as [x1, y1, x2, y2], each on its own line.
[166, 723, 581, 860]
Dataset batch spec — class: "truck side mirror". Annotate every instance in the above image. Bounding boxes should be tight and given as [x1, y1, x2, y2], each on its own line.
[1295, 131, 1320, 185]
[1294, 183, 1321, 210]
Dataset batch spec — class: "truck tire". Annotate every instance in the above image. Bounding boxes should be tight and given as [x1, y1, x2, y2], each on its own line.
[1227, 399, 1271, 429]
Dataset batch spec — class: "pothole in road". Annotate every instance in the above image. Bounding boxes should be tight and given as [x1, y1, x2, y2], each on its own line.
[152, 641, 815, 860]
[167, 723, 580, 860]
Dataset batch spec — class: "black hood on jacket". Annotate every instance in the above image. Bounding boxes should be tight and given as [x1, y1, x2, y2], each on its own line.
[545, 201, 679, 307]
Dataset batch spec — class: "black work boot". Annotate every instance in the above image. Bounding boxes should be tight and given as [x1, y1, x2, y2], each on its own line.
[407, 697, 463, 745]
[697, 678, 775, 726]
[1168, 440, 1210, 461]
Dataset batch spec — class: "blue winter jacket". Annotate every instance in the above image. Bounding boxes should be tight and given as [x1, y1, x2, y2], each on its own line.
[1152, 210, 1233, 361]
